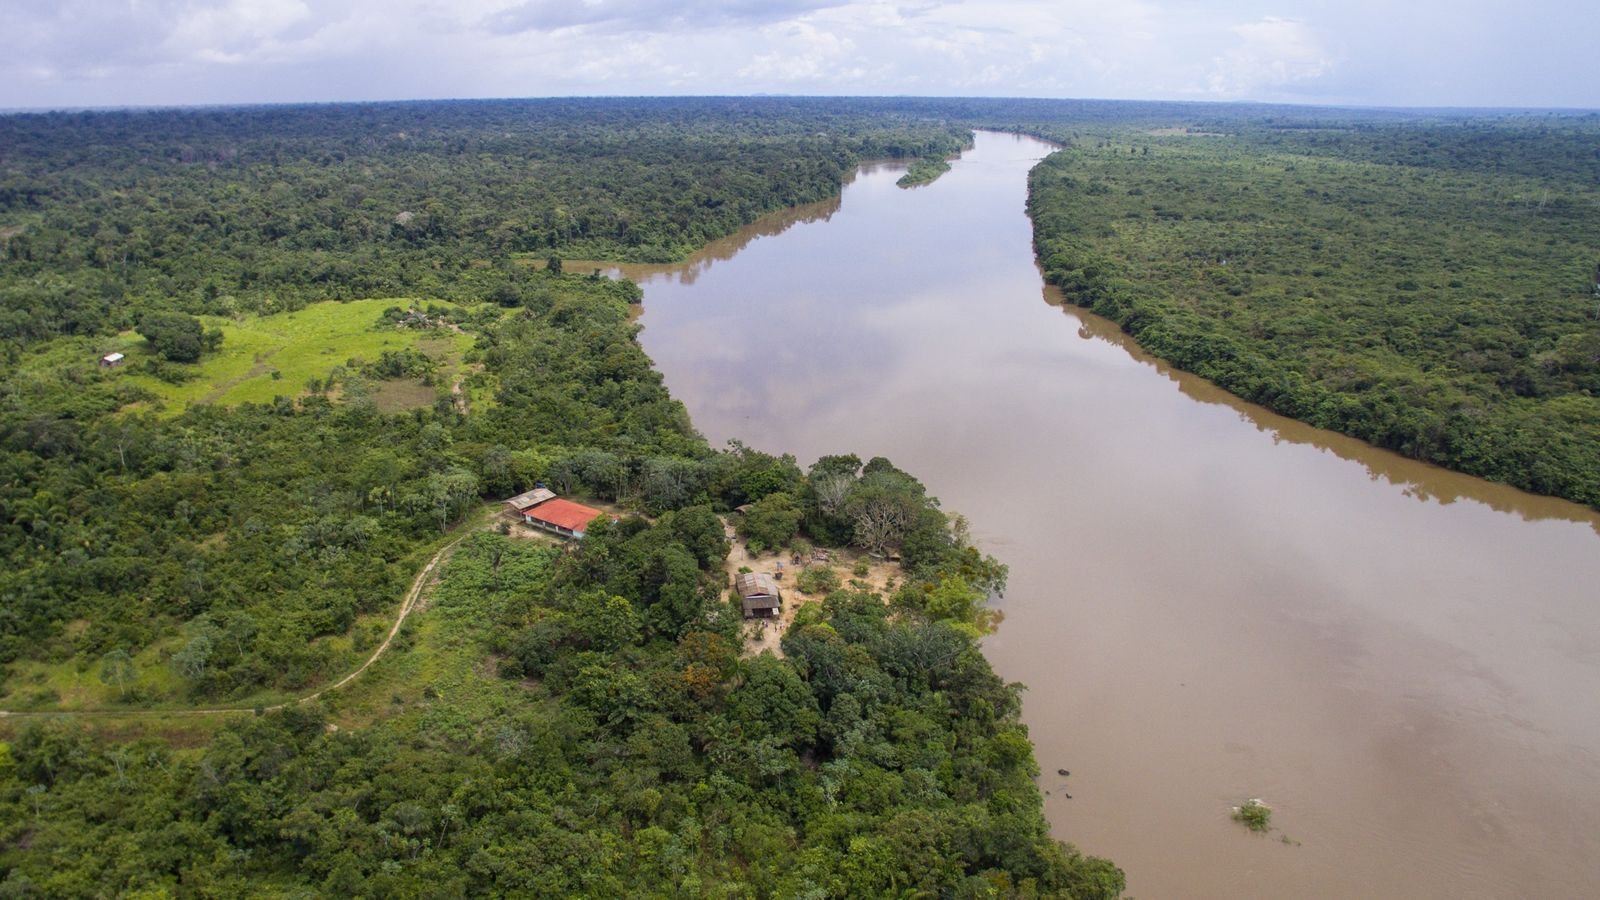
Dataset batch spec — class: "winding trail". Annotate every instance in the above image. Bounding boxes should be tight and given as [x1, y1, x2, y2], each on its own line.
[0, 535, 465, 721]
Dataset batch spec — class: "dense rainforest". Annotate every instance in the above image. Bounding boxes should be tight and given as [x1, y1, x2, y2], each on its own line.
[0, 476, 1120, 896]
[5, 91, 1597, 894]
[0, 98, 1122, 896]
[0, 97, 970, 353]
[1021, 115, 1600, 507]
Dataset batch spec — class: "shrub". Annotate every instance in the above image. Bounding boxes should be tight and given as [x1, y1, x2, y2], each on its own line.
[1233, 799, 1272, 832]
[796, 565, 840, 595]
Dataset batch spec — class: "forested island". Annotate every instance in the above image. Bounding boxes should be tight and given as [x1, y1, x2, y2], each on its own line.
[897, 157, 954, 189]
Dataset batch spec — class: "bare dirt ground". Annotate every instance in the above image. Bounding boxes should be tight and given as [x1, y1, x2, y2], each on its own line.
[722, 517, 901, 658]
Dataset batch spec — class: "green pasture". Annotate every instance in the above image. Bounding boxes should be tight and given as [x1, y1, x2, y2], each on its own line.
[104, 298, 472, 413]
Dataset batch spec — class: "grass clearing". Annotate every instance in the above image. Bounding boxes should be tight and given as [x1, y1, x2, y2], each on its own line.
[92, 298, 473, 415]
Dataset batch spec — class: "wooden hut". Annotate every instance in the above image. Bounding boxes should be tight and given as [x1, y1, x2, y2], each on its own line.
[736, 572, 782, 618]
[503, 486, 556, 514]
[99, 352, 125, 368]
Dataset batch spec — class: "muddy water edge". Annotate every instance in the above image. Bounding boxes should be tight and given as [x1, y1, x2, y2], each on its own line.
[615, 132, 1600, 898]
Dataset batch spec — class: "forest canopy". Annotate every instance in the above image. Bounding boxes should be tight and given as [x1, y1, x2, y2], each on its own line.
[0, 97, 970, 355]
[0, 97, 1125, 896]
[1022, 116, 1600, 507]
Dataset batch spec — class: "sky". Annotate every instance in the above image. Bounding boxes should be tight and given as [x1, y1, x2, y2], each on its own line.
[2, 0, 1596, 111]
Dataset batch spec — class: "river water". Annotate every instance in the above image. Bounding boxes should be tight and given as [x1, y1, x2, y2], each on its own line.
[621, 132, 1600, 898]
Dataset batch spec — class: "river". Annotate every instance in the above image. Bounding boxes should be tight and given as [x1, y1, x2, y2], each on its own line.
[619, 132, 1600, 898]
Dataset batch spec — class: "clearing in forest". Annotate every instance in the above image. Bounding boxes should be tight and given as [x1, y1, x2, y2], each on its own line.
[103, 298, 474, 413]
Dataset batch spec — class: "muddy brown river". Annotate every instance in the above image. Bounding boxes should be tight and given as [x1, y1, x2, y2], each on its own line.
[621, 132, 1600, 898]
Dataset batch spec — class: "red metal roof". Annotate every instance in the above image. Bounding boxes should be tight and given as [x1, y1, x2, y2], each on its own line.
[522, 498, 604, 533]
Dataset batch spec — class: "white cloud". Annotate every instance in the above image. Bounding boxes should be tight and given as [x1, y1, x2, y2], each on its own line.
[0, 1, 1593, 109]
[739, 21, 861, 83]
[167, 0, 315, 64]
[485, 0, 846, 35]
[1204, 17, 1335, 98]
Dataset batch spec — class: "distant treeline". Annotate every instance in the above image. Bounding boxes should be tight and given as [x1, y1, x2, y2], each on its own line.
[0, 97, 971, 354]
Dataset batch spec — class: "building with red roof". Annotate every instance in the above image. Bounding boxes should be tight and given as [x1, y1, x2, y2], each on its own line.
[520, 497, 605, 539]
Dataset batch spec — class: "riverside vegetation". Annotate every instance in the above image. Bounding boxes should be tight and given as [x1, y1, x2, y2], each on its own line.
[897, 157, 953, 189]
[1022, 115, 1600, 508]
[0, 99, 1121, 897]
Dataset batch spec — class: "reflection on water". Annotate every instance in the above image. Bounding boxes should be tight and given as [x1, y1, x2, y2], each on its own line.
[1046, 286, 1600, 535]
[630, 131, 1600, 899]
[578, 174, 848, 287]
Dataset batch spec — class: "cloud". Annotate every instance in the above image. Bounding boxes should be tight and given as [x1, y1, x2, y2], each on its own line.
[1205, 17, 1335, 98]
[1, 0, 340, 78]
[167, 0, 316, 64]
[485, 0, 846, 35]
[0, 1, 1593, 109]
[739, 21, 856, 82]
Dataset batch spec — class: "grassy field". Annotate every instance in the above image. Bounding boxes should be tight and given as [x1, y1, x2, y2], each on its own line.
[92, 298, 475, 414]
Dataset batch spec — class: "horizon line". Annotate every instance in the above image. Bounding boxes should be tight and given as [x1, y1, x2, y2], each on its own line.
[3, 93, 1598, 118]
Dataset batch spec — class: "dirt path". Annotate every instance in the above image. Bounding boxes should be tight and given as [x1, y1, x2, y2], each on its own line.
[270, 534, 461, 709]
[0, 535, 465, 721]
[449, 361, 483, 416]
[199, 349, 280, 406]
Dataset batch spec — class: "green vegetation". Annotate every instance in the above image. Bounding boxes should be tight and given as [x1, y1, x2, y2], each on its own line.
[0, 97, 970, 355]
[1233, 799, 1273, 833]
[0, 270, 673, 709]
[0, 527, 1122, 895]
[99, 298, 471, 413]
[135, 312, 220, 364]
[0, 97, 1123, 895]
[10, 89, 1596, 895]
[897, 156, 953, 188]
[1026, 118, 1600, 507]
[796, 564, 841, 595]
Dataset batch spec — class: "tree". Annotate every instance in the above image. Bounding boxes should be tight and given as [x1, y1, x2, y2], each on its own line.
[740, 491, 802, 553]
[728, 654, 820, 748]
[847, 490, 915, 556]
[137, 311, 212, 363]
[664, 504, 729, 570]
[172, 633, 214, 682]
[411, 467, 481, 533]
[98, 648, 137, 699]
[546, 255, 563, 275]
[640, 545, 704, 637]
[566, 592, 642, 652]
[812, 473, 853, 516]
